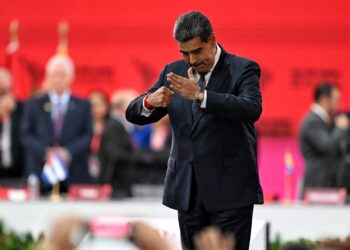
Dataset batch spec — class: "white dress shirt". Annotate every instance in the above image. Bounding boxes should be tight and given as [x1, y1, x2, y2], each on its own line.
[48, 91, 71, 121]
[311, 103, 330, 124]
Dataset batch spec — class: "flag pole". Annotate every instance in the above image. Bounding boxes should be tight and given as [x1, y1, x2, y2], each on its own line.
[283, 149, 295, 204]
[50, 182, 61, 202]
[57, 20, 69, 55]
[9, 20, 19, 44]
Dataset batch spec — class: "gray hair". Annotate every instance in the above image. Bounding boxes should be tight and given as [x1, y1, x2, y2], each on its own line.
[173, 11, 213, 42]
[46, 55, 75, 78]
[0, 68, 12, 85]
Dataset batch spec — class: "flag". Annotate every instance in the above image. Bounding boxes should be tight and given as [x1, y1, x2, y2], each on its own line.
[41, 153, 68, 185]
[284, 150, 295, 203]
[4, 21, 33, 100]
[285, 150, 295, 175]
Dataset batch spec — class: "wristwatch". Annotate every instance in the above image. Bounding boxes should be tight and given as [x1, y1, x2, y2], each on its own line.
[195, 89, 204, 102]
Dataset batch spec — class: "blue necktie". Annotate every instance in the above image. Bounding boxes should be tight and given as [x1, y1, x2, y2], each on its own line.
[192, 73, 206, 121]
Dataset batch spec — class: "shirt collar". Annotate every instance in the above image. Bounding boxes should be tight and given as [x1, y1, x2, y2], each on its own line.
[311, 103, 330, 124]
[194, 44, 221, 81]
[209, 44, 221, 74]
[49, 91, 71, 105]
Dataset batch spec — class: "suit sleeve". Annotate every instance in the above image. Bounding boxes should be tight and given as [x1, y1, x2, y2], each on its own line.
[65, 101, 93, 158]
[20, 99, 47, 159]
[302, 120, 346, 155]
[205, 61, 262, 122]
[125, 66, 168, 125]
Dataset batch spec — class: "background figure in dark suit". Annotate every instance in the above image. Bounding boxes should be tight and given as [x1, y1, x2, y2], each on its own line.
[337, 111, 350, 201]
[21, 55, 93, 192]
[88, 91, 110, 182]
[126, 11, 263, 250]
[98, 89, 138, 198]
[136, 115, 171, 185]
[299, 83, 349, 196]
[0, 68, 25, 181]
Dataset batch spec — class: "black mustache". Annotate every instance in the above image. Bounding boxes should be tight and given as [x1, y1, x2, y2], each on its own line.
[189, 62, 203, 68]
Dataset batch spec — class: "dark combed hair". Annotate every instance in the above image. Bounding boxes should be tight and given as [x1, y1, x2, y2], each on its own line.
[314, 83, 338, 102]
[173, 11, 213, 42]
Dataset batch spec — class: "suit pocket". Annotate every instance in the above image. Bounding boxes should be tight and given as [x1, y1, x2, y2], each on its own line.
[167, 157, 176, 170]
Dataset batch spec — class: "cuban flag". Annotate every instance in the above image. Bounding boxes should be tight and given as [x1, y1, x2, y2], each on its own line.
[41, 153, 68, 185]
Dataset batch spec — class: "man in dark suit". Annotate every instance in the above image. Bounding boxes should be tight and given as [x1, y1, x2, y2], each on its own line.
[21, 55, 93, 191]
[338, 112, 350, 201]
[0, 68, 24, 180]
[126, 11, 263, 250]
[299, 83, 349, 195]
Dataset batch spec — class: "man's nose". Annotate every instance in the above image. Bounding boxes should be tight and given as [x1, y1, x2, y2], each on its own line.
[189, 54, 197, 66]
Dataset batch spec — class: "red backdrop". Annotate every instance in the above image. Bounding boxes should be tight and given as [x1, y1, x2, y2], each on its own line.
[1, 0, 350, 199]
[1, 0, 350, 136]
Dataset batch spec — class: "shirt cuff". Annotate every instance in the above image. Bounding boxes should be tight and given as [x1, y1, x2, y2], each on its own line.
[200, 90, 207, 108]
[141, 96, 154, 117]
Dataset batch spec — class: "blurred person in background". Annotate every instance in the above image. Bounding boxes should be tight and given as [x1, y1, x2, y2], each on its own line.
[88, 90, 110, 182]
[37, 216, 171, 250]
[110, 89, 153, 151]
[98, 89, 138, 197]
[110, 90, 153, 150]
[37, 215, 233, 250]
[0, 67, 24, 182]
[337, 110, 350, 201]
[132, 122, 153, 150]
[21, 55, 93, 193]
[134, 115, 171, 186]
[100, 90, 170, 197]
[299, 83, 349, 197]
[109, 89, 138, 133]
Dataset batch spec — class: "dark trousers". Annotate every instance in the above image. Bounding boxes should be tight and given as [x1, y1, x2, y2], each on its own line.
[178, 174, 254, 250]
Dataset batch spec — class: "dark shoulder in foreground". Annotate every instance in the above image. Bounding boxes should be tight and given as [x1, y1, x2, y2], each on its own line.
[223, 49, 260, 69]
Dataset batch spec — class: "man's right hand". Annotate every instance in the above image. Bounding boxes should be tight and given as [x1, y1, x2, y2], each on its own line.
[335, 114, 350, 130]
[146, 87, 174, 108]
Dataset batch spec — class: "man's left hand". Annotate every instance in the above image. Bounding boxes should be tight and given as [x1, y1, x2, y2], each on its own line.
[167, 68, 199, 101]
[53, 147, 71, 166]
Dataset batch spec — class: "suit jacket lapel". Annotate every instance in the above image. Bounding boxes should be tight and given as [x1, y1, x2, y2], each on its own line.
[60, 96, 77, 141]
[41, 95, 55, 136]
[206, 46, 229, 93]
[191, 48, 229, 133]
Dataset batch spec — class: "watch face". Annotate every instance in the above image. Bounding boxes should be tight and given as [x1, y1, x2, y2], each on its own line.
[196, 91, 204, 102]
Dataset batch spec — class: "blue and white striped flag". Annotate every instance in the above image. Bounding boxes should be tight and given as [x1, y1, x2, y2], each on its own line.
[41, 153, 68, 185]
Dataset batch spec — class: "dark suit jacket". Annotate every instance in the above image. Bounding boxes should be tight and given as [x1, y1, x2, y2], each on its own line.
[126, 46, 264, 212]
[299, 111, 345, 192]
[0, 101, 25, 178]
[21, 94, 93, 185]
[98, 118, 135, 197]
[338, 127, 350, 199]
[135, 131, 172, 185]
